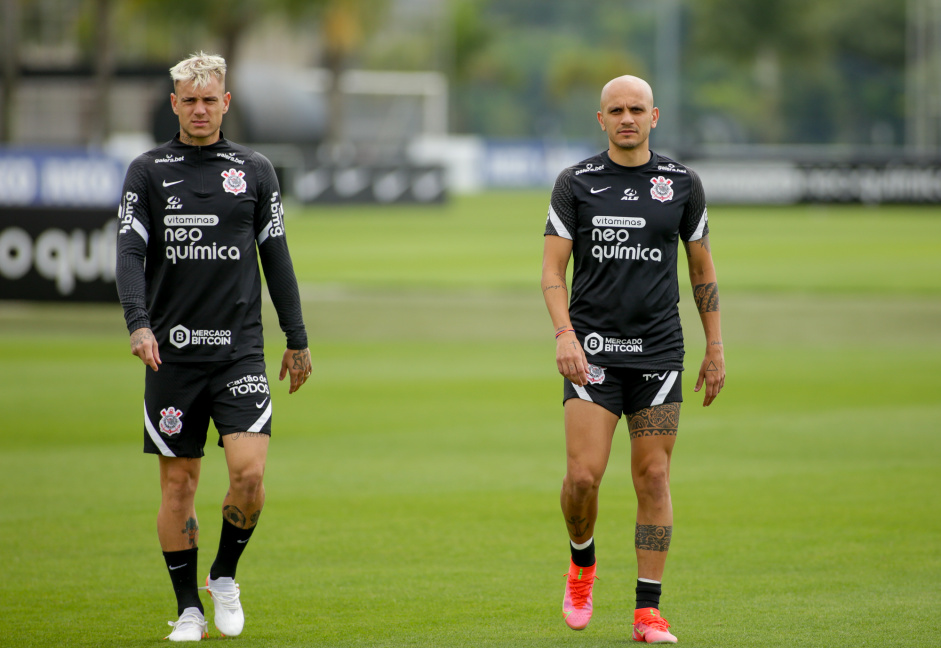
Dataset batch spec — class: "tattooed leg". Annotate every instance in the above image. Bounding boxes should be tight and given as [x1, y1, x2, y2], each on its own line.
[629, 403, 678, 581]
[221, 433, 268, 529]
[157, 456, 202, 551]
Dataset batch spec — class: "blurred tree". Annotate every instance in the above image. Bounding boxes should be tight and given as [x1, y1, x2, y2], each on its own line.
[318, 0, 387, 147]
[1, 0, 20, 143]
[445, 0, 657, 140]
[688, 0, 907, 146]
[71, 0, 385, 146]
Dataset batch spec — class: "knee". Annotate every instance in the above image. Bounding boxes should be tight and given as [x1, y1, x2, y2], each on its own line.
[563, 466, 603, 499]
[634, 464, 670, 501]
[162, 468, 198, 507]
[229, 462, 265, 500]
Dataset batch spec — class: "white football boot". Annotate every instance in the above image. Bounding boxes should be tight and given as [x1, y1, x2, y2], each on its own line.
[202, 576, 244, 637]
[165, 607, 208, 642]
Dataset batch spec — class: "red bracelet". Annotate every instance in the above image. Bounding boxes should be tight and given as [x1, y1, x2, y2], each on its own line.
[555, 328, 575, 339]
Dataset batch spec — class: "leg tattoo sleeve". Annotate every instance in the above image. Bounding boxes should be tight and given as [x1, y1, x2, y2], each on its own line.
[635, 524, 672, 552]
[628, 402, 680, 440]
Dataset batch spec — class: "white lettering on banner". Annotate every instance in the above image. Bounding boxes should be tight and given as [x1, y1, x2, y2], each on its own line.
[40, 158, 122, 207]
[0, 157, 38, 205]
[334, 168, 370, 197]
[412, 170, 442, 202]
[0, 221, 117, 295]
[0, 227, 33, 278]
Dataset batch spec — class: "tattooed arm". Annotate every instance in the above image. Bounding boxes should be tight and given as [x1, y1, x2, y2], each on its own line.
[279, 347, 312, 394]
[683, 235, 725, 406]
[129, 327, 161, 371]
[542, 235, 590, 386]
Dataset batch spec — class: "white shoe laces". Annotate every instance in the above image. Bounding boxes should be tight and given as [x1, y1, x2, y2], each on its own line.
[167, 608, 207, 634]
[201, 579, 241, 612]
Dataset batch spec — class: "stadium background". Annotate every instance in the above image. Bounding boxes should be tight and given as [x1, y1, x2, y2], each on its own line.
[1, 1, 939, 646]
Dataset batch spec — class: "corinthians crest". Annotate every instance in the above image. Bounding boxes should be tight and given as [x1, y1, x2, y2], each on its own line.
[221, 168, 247, 195]
[159, 407, 184, 436]
[649, 176, 674, 202]
[586, 364, 606, 385]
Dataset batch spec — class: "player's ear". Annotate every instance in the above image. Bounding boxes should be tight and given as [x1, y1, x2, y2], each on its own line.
[170, 93, 179, 115]
[222, 92, 231, 114]
[650, 106, 659, 129]
[597, 111, 605, 131]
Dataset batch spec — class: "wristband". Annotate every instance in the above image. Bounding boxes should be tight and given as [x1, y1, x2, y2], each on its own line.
[555, 328, 576, 339]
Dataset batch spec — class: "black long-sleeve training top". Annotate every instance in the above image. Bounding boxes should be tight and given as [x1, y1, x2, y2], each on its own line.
[116, 134, 307, 362]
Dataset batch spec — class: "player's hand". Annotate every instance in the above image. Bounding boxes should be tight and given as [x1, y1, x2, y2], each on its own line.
[694, 343, 725, 406]
[130, 327, 161, 371]
[555, 331, 590, 386]
[280, 347, 311, 394]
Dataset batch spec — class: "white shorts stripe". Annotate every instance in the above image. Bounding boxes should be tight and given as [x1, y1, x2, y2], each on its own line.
[143, 401, 176, 457]
[689, 207, 708, 242]
[571, 382, 593, 402]
[247, 400, 272, 432]
[547, 205, 572, 240]
[651, 371, 679, 407]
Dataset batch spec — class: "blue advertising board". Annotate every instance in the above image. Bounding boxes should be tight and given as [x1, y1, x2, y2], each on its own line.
[0, 149, 125, 208]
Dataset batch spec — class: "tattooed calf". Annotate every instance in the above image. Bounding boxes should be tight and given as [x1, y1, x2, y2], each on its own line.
[635, 524, 672, 552]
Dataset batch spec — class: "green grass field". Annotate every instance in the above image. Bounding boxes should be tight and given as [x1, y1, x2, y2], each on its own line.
[1, 194, 940, 647]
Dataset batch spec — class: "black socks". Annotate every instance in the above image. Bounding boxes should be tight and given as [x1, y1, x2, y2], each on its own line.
[635, 578, 662, 610]
[163, 548, 202, 615]
[569, 537, 596, 568]
[209, 518, 256, 580]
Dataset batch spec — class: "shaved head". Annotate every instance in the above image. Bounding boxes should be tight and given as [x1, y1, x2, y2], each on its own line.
[596, 75, 659, 166]
[600, 75, 654, 111]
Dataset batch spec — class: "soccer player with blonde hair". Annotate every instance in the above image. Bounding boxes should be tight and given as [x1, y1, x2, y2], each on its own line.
[116, 51, 312, 641]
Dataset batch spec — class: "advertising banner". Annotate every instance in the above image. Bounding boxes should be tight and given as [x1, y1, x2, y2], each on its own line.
[294, 165, 447, 204]
[692, 160, 941, 205]
[0, 208, 118, 302]
[0, 149, 125, 208]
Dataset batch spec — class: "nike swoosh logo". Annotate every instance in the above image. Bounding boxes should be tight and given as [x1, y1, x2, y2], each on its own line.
[236, 539, 249, 544]
[590, 186, 610, 194]
[169, 564, 187, 570]
[255, 398, 269, 409]
[163, 179, 184, 187]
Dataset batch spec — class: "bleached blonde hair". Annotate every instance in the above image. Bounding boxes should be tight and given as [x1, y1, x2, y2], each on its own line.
[169, 51, 226, 90]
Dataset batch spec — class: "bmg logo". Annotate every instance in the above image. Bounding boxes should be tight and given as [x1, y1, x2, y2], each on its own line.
[169, 324, 191, 348]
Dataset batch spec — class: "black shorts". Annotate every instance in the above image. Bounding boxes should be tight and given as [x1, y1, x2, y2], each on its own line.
[563, 365, 683, 417]
[143, 356, 272, 458]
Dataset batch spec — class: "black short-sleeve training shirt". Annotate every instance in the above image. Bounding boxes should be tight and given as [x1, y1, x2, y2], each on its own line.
[544, 150, 708, 370]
